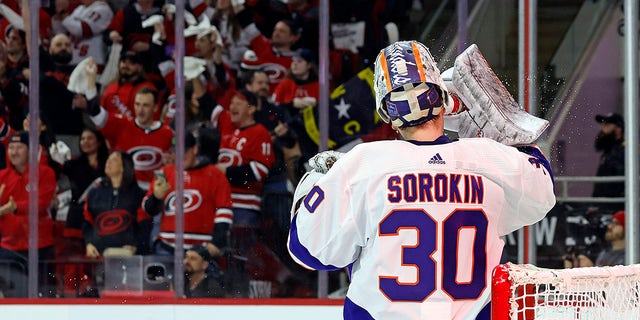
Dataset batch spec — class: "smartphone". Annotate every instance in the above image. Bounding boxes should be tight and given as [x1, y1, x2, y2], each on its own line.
[154, 170, 166, 182]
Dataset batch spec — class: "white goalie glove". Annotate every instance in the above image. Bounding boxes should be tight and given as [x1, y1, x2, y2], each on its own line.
[290, 151, 344, 220]
[308, 150, 343, 174]
[442, 44, 549, 146]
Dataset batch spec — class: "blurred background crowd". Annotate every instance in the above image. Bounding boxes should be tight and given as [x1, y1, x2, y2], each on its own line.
[0, 0, 633, 299]
[0, 0, 425, 298]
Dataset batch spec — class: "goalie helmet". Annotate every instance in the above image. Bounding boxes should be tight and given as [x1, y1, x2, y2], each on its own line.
[374, 40, 449, 127]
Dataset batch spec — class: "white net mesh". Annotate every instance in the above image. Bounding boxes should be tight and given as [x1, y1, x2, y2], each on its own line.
[499, 263, 640, 320]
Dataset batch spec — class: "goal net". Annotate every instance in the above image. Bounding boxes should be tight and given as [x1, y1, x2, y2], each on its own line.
[491, 262, 640, 320]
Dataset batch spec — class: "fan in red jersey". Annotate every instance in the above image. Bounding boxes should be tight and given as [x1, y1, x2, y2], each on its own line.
[143, 131, 232, 272]
[80, 59, 174, 191]
[213, 89, 274, 297]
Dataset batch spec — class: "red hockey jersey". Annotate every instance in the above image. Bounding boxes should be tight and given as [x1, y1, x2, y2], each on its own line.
[98, 113, 174, 189]
[100, 80, 158, 121]
[249, 35, 296, 92]
[147, 164, 233, 248]
[272, 77, 320, 106]
[218, 122, 274, 211]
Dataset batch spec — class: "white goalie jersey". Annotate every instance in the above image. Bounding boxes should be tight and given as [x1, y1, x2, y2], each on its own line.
[288, 137, 556, 320]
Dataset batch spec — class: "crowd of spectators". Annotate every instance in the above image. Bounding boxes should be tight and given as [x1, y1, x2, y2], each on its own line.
[0, 0, 410, 298]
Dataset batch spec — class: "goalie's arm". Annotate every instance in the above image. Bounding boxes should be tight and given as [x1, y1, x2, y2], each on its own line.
[516, 144, 554, 183]
[288, 151, 364, 271]
[290, 170, 325, 221]
[498, 143, 556, 235]
[288, 170, 360, 271]
[289, 150, 345, 221]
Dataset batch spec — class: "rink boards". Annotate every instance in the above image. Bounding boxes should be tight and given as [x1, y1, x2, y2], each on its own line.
[1, 298, 344, 320]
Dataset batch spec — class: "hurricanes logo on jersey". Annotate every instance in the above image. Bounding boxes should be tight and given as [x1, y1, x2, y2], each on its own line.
[164, 189, 203, 215]
[128, 146, 164, 171]
[217, 148, 243, 168]
[95, 209, 133, 236]
[262, 63, 288, 84]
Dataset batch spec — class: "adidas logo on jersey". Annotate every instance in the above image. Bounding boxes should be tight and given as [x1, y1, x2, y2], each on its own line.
[428, 153, 446, 164]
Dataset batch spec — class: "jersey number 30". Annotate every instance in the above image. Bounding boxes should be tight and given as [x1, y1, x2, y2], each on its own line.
[379, 209, 487, 302]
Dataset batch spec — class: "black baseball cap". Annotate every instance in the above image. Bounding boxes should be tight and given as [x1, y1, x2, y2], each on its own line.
[293, 48, 317, 65]
[172, 131, 197, 149]
[8, 131, 29, 146]
[595, 113, 624, 129]
[120, 50, 143, 64]
[189, 244, 212, 261]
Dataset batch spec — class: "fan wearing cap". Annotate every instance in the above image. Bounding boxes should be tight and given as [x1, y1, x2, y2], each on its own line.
[270, 47, 319, 177]
[99, 50, 160, 121]
[183, 244, 224, 298]
[576, 211, 626, 267]
[272, 48, 319, 113]
[287, 40, 556, 319]
[592, 112, 625, 209]
[0, 131, 57, 282]
[595, 211, 626, 266]
[105, 0, 167, 96]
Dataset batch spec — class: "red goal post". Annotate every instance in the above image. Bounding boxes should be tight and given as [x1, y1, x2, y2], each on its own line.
[491, 262, 640, 320]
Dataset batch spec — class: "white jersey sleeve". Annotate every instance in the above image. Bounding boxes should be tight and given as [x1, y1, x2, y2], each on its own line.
[63, 2, 114, 66]
[288, 137, 555, 320]
[62, 2, 113, 37]
[288, 167, 364, 270]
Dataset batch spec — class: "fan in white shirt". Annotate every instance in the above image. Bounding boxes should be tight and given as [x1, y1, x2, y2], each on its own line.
[61, 0, 114, 67]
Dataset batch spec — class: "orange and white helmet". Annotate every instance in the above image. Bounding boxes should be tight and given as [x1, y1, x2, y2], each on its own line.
[374, 40, 449, 127]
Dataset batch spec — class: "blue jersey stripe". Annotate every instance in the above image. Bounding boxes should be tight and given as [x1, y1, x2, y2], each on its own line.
[343, 297, 375, 320]
[517, 145, 555, 183]
[289, 214, 342, 271]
